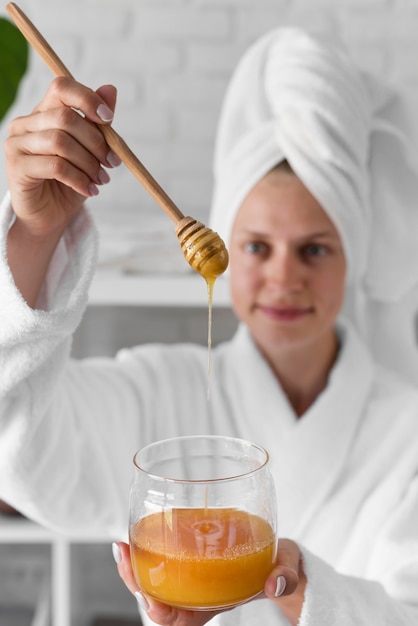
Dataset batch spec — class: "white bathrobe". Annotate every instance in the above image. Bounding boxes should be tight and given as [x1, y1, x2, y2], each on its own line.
[1, 197, 418, 626]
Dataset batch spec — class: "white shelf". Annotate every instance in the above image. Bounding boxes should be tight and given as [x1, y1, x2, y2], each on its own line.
[0, 515, 52, 543]
[0, 515, 112, 544]
[0, 516, 116, 626]
[88, 272, 231, 307]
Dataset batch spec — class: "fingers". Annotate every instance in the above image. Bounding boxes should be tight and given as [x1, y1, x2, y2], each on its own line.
[9, 97, 118, 169]
[7, 132, 109, 198]
[263, 539, 307, 625]
[35, 76, 116, 125]
[112, 539, 305, 626]
[112, 542, 219, 626]
[264, 538, 302, 599]
[96, 84, 118, 115]
[112, 541, 139, 596]
[6, 78, 122, 199]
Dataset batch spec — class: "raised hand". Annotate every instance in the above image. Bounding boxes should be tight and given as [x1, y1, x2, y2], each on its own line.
[5, 77, 120, 239]
[4, 77, 121, 307]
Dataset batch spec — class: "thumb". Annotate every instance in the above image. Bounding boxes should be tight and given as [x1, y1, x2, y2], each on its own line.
[95, 84, 118, 119]
[264, 539, 302, 598]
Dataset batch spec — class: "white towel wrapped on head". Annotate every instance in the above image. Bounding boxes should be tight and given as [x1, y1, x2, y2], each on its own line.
[209, 28, 418, 383]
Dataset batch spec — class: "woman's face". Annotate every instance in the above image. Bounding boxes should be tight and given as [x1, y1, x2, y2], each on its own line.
[229, 168, 347, 359]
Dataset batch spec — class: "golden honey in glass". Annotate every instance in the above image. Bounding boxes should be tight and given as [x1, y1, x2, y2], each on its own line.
[129, 435, 277, 610]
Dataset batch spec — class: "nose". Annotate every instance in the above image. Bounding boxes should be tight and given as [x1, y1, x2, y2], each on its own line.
[265, 248, 305, 292]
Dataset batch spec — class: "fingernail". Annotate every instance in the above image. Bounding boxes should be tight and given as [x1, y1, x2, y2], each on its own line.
[97, 103, 114, 122]
[107, 150, 121, 167]
[97, 167, 110, 185]
[135, 591, 150, 612]
[275, 575, 287, 597]
[88, 183, 99, 197]
[112, 542, 122, 564]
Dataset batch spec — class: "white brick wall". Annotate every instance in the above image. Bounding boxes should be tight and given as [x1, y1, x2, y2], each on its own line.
[2, 0, 418, 247]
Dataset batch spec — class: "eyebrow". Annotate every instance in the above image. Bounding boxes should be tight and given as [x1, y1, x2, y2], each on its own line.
[300, 230, 339, 240]
[237, 228, 338, 240]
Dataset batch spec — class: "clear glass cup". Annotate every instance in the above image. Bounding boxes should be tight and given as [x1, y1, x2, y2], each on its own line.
[129, 435, 277, 610]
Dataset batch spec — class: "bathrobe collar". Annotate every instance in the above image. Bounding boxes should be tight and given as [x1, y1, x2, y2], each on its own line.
[226, 319, 374, 538]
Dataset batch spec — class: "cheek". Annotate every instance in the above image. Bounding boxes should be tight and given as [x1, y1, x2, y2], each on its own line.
[230, 269, 250, 303]
[317, 268, 346, 313]
[229, 259, 258, 312]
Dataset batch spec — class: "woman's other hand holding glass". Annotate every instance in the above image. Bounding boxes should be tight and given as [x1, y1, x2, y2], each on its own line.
[113, 539, 305, 626]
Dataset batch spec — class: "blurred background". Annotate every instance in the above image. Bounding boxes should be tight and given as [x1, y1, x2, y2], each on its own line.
[1, 0, 418, 624]
[1, 0, 417, 282]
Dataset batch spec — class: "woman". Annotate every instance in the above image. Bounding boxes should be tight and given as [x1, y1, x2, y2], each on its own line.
[1, 27, 418, 626]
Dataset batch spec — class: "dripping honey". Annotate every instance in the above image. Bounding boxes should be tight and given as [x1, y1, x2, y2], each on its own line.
[205, 276, 215, 399]
[175, 216, 228, 395]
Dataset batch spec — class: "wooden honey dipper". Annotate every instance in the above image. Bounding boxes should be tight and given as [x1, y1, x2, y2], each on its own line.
[6, 2, 229, 282]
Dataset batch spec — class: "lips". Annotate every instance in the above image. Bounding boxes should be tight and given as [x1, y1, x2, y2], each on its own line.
[257, 304, 313, 321]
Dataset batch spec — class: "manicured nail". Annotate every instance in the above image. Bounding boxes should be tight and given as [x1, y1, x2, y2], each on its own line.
[107, 150, 122, 167]
[97, 103, 114, 122]
[275, 575, 287, 597]
[88, 183, 99, 197]
[135, 591, 150, 612]
[97, 167, 110, 185]
[112, 542, 122, 564]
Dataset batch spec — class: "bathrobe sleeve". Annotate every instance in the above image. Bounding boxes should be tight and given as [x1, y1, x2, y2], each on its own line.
[0, 195, 143, 538]
[300, 548, 418, 624]
[0, 194, 216, 540]
[299, 474, 418, 625]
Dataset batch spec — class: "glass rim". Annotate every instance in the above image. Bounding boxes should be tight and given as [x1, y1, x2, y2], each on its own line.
[133, 434, 270, 484]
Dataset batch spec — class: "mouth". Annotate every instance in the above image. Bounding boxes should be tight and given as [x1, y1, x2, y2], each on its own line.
[256, 304, 313, 322]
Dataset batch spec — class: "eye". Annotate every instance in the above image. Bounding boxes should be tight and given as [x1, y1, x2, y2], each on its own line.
[244, 241, 268, 256]
[302, 243, 327, 259]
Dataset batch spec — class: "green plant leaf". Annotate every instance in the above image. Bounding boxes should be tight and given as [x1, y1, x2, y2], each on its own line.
[0, 16, 29, 123]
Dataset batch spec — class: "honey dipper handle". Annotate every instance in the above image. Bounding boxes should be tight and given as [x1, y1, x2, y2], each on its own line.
[99, 125, 184, 223]
[6, 2, 185, 224]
